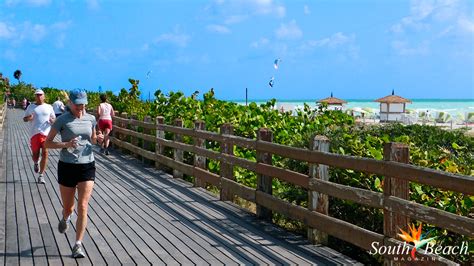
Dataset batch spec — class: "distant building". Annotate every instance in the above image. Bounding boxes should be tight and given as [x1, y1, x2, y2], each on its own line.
[317, 93, 347, 110]
[374, 90, 412, 122]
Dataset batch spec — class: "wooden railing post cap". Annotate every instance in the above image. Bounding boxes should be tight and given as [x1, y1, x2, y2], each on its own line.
[257, 128, 272, 140]
[314, 135, 329, 142]
[194, 120, 205, 130]
[384, 142, 409, 149]
[220, 123, 233, 129]
[220, 123, 233, 134]
[383, 142, 409, 161]
[174, 118, 183, 127]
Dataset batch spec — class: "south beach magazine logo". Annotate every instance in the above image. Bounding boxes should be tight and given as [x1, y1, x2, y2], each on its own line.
[369, 223, 469, 262]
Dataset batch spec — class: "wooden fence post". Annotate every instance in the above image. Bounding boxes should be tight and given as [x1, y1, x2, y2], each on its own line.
[120, 113, 128, 154]
[155, 116, 165, 171]
[142, 116, 152, 165]
[131, 113, 140, 159]
[219, 123, 234, 201]
[383, 142, 410, 264]
[111, 111, 119, 149]
[256, 128, 273, 220]
[308, 135, 330, 245]
[173, 118, 183, 179]
[194, 120, 206, 188]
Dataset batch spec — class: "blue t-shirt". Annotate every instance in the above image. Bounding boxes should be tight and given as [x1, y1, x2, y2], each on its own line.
[52, 112, 97, 164]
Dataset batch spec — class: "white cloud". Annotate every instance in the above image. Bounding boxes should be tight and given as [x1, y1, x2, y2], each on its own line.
[93, 48, 131, 62]
[28, 0, 50, 6]
[206, 24, 231, 34]
[141, 43, 150, 51]
[5, 0, 51, 7]
[86, 0, 100, 10]
[207, 0, 286, 25]
[389, 0, 471, 57]
[304, 5, 311, 15]
[253, 0, 286, 17]
[250, 37, 269, 48]
[305, 32, 352, 48]
[51, 21, 72, 31]
[154, 27, 190, 47]
[7, 22, 47, 43]
[4, 0, 15, 6]
[224, 15, 248, 24]
[0, 22, 15, 39]
[458, 17, 474, 33]
[298, 32, 359, 60]
[275, 20, 302, 40]
[0, 20, 70, 46]
[391, 40, 430, 56]
[390, 0, 470, 35]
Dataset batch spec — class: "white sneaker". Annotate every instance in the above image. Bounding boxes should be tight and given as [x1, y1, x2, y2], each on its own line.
[38, 174, 45, 184]
[72, 243, 85, 258]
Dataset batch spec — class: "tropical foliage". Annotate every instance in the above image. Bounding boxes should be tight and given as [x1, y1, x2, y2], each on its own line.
[13, 69, 22, 83]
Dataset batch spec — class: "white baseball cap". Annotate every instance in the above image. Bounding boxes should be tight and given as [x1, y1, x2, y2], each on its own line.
[34, 89, 44, 95]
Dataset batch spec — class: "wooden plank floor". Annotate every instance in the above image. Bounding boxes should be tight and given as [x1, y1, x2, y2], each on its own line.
[0, 109, 360, 265]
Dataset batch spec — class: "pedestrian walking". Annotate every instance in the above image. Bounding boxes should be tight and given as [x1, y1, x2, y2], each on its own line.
[45, 89, 103, 258]
[23, 89, 55, 183]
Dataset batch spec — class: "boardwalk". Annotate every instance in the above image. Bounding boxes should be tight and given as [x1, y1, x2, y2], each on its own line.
[0, 109, 358, 265]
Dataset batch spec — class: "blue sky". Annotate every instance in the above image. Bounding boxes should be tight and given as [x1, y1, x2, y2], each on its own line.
[0, 0, 473, 100]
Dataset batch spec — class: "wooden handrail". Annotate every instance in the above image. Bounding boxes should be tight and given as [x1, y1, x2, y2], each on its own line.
[108, 114, 472, 264]
[113, 118, 474, 195]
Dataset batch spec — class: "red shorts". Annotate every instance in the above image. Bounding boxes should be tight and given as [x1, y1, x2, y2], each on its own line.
[98, 119, 113, 131]
[30, 134, 47, 161]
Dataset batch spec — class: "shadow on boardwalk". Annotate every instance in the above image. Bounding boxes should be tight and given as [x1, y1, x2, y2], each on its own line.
[0, 109, 359, 265]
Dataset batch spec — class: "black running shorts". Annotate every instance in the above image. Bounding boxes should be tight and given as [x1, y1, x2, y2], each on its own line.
[58, 161, 96, 187]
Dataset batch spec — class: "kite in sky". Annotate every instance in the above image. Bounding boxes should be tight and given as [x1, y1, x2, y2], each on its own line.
[268, 76, 275, 88]
[273, 58, 281, 70]
[146, 70, 152, 79]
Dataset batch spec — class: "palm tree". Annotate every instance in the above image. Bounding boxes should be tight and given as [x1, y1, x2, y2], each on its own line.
[13, 70, 22, 84]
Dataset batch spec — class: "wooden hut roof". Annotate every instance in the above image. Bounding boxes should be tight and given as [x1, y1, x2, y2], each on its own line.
[318, 93, 347, 104]
[374, 90, 411, 103]
[374, 95, 412, 103]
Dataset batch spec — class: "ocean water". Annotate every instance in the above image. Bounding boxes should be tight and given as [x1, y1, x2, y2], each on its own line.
[235, 99, 474, 118]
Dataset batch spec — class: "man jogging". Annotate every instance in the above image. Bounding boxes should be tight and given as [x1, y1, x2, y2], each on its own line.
[23, 89, 55, 183]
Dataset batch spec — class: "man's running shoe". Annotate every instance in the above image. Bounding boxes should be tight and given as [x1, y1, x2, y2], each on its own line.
[38, 174, 45, 184]
[72, 243, 85, 258]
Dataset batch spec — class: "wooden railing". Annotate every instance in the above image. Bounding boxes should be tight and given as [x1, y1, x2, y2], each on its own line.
[109, 112, 473, 264]
[0, 103, 7, 127]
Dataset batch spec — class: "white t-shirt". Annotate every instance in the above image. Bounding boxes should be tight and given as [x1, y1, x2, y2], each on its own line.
[52, 100, 65, 114]
[98, 102, 113, 120]
[24, 103, 56, 138]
